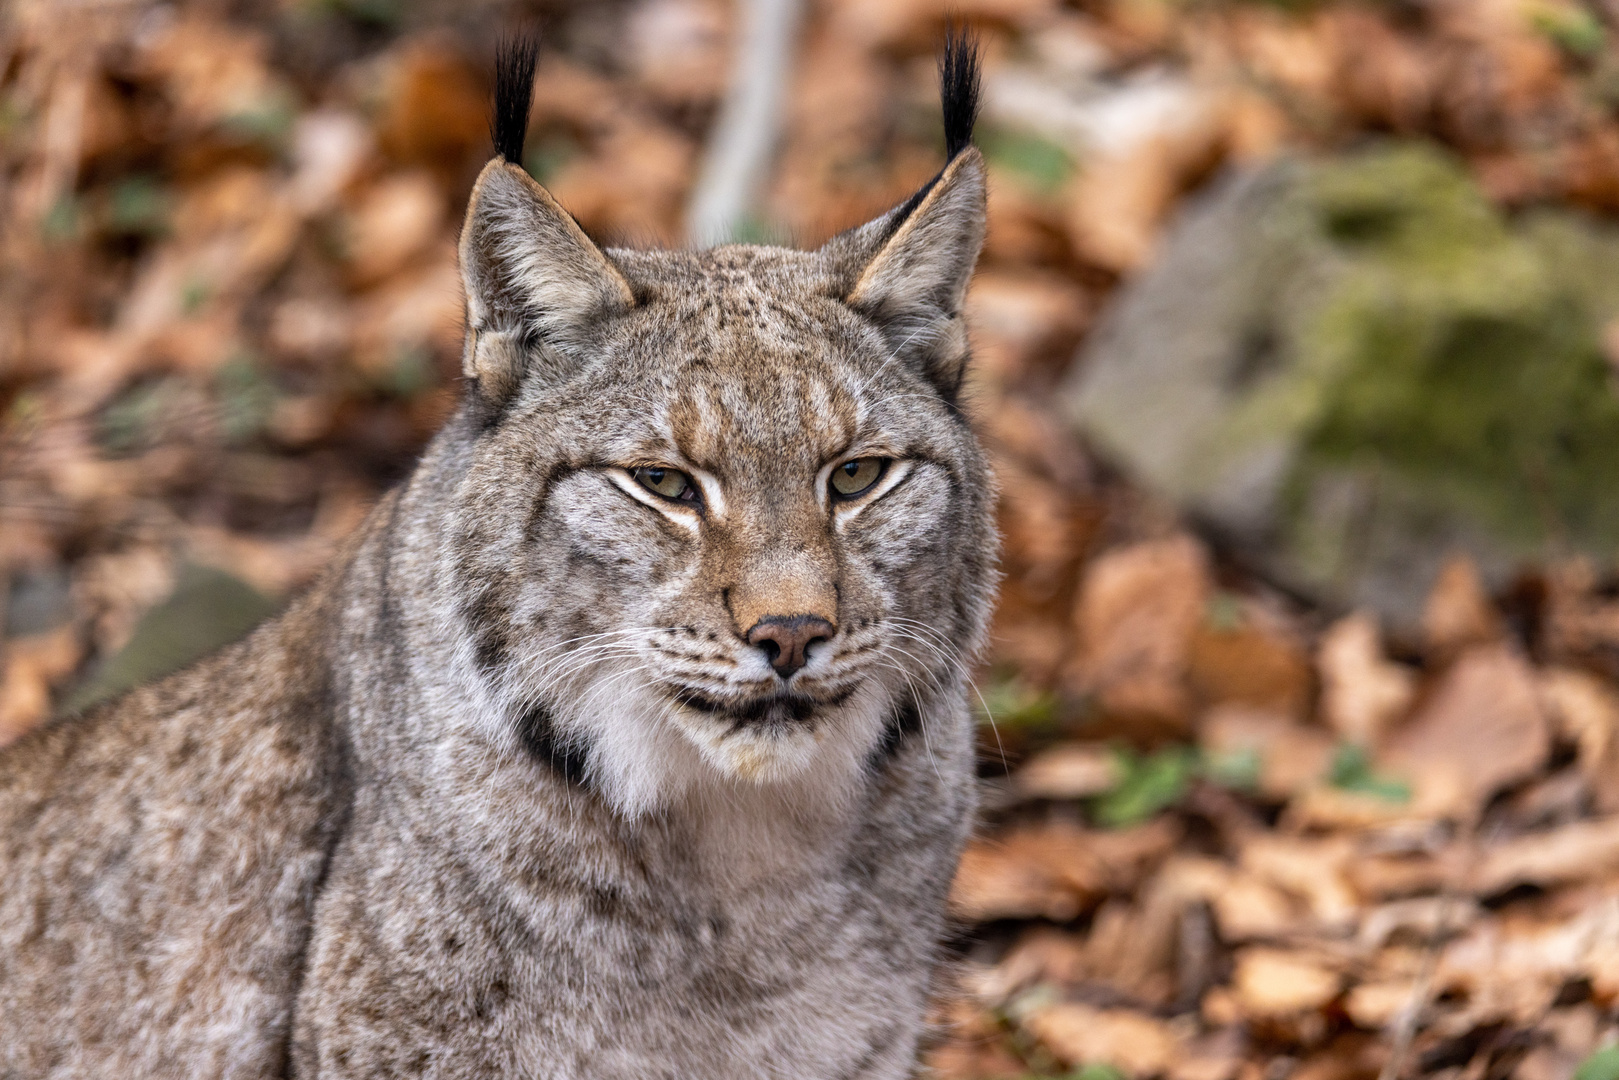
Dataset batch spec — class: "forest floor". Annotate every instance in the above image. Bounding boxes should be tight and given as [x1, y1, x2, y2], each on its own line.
[6, 0, 1619, 1076]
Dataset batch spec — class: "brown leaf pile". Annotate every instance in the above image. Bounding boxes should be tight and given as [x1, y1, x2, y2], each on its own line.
[942, 546, 1619, 1079]
[5, 0, 1619, 1076]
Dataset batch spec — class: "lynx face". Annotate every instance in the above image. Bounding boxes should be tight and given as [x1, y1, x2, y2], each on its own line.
[437, 89, 994, 817]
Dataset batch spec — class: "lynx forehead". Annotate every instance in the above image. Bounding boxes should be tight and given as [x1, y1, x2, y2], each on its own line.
[1, 31, 999, 1080]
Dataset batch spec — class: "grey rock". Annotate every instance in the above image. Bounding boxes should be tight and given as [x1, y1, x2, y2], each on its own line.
[1063, 144, 1619, 624]
[63, 564, 277, 713]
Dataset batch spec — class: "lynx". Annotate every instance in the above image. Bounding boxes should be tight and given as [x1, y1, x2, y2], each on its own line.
[0, 33, 998, 1079]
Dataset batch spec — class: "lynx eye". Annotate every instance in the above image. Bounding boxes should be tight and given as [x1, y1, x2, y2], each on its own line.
[830, 457, 887, 499]
[632, 466, 699, 505]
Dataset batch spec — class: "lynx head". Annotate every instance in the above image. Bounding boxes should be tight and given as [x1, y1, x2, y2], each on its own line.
[435, 34, 997, 816]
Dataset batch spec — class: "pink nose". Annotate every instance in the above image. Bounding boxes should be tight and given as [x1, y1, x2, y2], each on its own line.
[745, 615, 836, 678]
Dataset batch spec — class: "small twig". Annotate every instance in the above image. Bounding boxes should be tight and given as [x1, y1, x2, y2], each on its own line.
[1377, 820, 1497, 1080]
[1375, 901, 1446, 1080]
[685, 0, 806, 246]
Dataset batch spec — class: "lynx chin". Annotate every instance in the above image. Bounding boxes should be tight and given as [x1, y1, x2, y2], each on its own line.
[0, 31, 999, 1080]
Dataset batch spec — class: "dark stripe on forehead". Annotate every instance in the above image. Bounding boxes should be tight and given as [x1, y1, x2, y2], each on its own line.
[522, 460, 574, 542]
[664, 370, 860, 467]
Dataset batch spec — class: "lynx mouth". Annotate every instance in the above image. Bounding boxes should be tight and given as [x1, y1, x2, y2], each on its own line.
[669, 685, 856, 728]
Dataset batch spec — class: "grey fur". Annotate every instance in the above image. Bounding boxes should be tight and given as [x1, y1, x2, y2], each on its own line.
[0, 144, 996, 1078]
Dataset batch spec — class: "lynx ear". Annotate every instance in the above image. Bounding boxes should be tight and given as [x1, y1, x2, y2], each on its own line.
[458, 37, 633, 405]
[827, 31, 986, 402]
[458, 163, 634, 402]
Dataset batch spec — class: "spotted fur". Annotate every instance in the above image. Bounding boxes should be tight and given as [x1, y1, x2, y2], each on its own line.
[0, 34, 996, 1079]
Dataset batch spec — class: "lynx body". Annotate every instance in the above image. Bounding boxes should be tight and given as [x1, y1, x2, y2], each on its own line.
[0, 38, 996, 1079]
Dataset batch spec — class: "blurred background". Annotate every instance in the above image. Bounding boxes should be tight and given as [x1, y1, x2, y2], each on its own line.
[6, 0, 1619, 1076]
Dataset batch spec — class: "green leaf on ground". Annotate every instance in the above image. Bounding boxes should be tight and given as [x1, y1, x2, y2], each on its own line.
[1073, 1066, 1128, 1080]
[976, 677, 1061, 731]
[1576, 1046, 1619, 1080]
[1329, 742, 1411, 803]
[979, 126, 1074, 193]
[1093, 746, 1196, 827]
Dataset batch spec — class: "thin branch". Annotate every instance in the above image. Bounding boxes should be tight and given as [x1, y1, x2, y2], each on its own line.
[684, 0, 806, 247]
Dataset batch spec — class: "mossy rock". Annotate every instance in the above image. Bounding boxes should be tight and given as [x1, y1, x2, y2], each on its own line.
[63, 564, 277, 713]
[1065, 143, 1619, 623]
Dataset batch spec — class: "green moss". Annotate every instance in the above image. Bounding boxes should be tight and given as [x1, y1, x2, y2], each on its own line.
[64, 565, 277, 713]
[1069, 139, 1619, 619]
[1247, 144, 1619, 565]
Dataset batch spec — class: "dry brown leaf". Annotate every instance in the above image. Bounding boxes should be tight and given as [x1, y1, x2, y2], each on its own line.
[1200, 986, 1243, 1028]
[922, 1034, 1029, 1080]
[1322, 9, 1437, 134]
[1342, 980, 1414, 1030]
[289, 110, 374, 216]
[343, 172, 444, 286]
[137, 17, 282, 131]
[1021, 1001, 1179, 1076]
[1472, 817, 1619, 895]
[1168, 1033, 1246, 1080]
[1066, 130, 1219, 273]
[0, 625, 83, 745]
[374, 37, 488, 183]
[268, 298, 352, 363]
[1231, 947, 1340, 1016]
[988, 459, 1093, 682]
[1071, 535, 1211, 726]
[349, 260, 464, 378]
[1102, 859, 1222, 1003]
[1385, 643, 1550, 822]
[964, 269, 1089, 386]
[528, 56, 629, 132]
[1541, 667, 1619, 815]
[1437, 899, 1619, 1025]
[1014, 743, 1118, 800]
[1540, 1003, 1604, 1060]
[1345, 845, 1469, 902]
[1189, 615, 1312, 719]
[1356, 897, 1476, 951]
[1285, 1036, 1386, 1080]
[923, 994, 1028, 1079]
[1422, 554, 1502, 659]
[1241, 835, 1359, 930]
[1216, 8, 1335, 100]
[1211, 871, 1300, 942]
[1285, 786, 1429, 831]
[949, 819, 1179, 923]
[1317, 612, 1415, 748]
[547, 118, 694, 244]
[830, 0, 1060, 51]
[626, 0, 731, 103]
[983, 180, 1074, 267]
[976, 926, 1089, 1002]
[1517, 1046, 1588, 1080]
[1545, 560, 1619, 665]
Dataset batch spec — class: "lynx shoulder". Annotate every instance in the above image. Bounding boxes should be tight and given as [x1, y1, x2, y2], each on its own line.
[0, 32, 998, 1080]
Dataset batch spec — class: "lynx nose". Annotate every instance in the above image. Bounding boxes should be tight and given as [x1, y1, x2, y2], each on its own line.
[746, 615, 836, 679]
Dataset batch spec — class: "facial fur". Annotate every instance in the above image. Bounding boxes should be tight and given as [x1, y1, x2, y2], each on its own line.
[440, 241, 997, 817]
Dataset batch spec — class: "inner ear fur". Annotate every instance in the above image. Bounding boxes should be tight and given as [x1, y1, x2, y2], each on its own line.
[833, 148, 987, 401]
[458, 160, 634, 405]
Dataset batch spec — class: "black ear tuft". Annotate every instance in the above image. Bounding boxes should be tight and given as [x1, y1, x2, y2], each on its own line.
[939, 26, 981, 162]
[492, 34, 540, 166]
